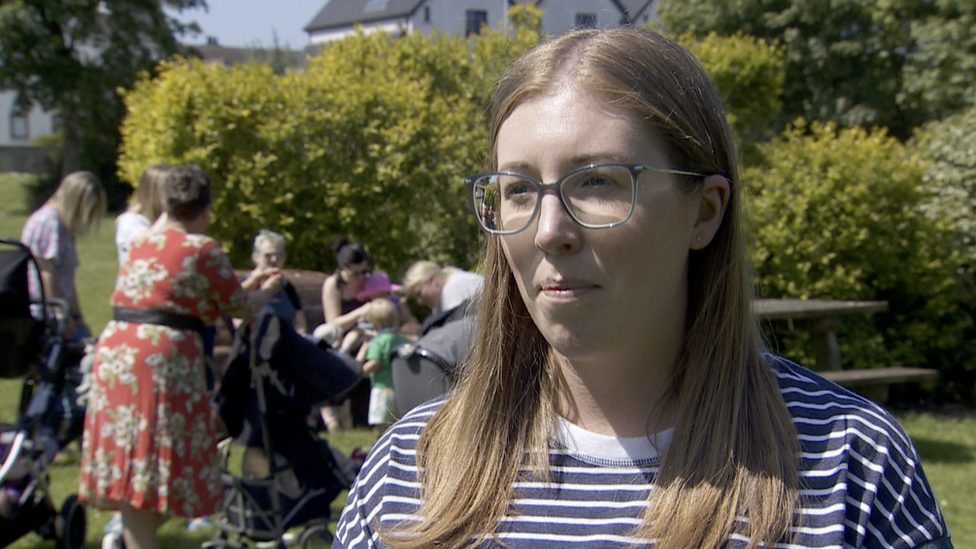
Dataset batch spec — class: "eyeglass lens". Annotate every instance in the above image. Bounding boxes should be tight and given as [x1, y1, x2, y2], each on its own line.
[472, 165, 636, 233]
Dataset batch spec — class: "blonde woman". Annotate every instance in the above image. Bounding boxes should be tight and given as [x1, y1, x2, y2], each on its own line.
[402, 260, 483, 316]
[334, 28, 951, 549]
[115, 163, 172, 265]
[21, 170, 106, 340]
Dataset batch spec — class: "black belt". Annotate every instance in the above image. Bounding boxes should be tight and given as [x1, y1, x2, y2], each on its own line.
[113, 307, 206, 338]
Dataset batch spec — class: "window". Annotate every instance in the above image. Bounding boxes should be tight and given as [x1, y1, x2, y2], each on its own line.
[424, 6, 430, 23]
[575, 13, 597, 28]
[365, 0, 389, 11]
[466, 9, 487, 35]
[10, 113, 28, 140]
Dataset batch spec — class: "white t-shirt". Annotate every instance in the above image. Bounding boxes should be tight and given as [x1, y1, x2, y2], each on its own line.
[440, 269, 484, 312]
[115, 211, 151, 265]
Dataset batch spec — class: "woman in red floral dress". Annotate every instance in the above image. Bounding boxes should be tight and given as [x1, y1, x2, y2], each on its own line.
[79, 165, 281, 549]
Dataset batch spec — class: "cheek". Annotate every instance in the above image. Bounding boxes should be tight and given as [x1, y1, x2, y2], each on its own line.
[500, 236, 534, 297]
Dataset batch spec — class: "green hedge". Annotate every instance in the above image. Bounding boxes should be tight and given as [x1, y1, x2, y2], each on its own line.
[117, 27, 540, 276]
[744, 120, 970, 394]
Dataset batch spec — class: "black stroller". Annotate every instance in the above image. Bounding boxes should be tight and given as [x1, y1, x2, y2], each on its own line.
[0, 236, 87, 549]
[208, 311, 362, 549]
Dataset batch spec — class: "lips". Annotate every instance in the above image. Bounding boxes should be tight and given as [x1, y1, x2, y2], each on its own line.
[538, 278, 596, 302]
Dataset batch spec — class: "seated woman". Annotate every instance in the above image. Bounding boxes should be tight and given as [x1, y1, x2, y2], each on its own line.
[249, 229, 307, 334]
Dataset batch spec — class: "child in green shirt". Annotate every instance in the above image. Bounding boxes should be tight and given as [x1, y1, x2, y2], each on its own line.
[361, 298, 410, 434]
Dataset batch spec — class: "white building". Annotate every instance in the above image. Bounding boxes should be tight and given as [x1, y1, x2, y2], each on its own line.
[0, 91, 57, 173]
[0, 92, 55, 148]
[304, 0, 657, 45]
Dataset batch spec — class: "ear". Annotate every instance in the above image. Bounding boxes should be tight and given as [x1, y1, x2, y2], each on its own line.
[690, 175, 730, 250]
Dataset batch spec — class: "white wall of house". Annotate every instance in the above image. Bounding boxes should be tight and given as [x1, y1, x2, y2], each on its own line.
[0, 91, 56, 147]
[419, 0, 508, 36]
[309, 18, 412, 43]
[306, 0, 644, 45]
[538, 0, 626, 32]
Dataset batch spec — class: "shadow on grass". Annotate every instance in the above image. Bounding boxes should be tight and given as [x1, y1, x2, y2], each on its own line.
[911, 437, 974, 464]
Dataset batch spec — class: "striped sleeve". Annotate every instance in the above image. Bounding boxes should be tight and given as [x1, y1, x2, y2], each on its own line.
[774, 357, 951, 549]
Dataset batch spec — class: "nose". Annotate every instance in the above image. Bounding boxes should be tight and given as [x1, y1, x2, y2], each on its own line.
[533, 192, 580, 254]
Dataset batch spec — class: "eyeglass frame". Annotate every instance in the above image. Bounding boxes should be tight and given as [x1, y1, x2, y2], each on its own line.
[344, 266, 372, 279]
[464, 163, 705, 235]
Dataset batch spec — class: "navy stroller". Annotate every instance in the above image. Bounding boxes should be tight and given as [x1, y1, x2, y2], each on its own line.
[208, 311, 362, 549]
[0, 236, 87, 549]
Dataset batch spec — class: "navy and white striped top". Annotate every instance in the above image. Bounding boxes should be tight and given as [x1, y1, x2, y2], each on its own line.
[333, 356, 952, 549]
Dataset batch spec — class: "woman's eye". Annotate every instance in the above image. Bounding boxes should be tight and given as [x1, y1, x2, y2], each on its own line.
[503, 180, 535, 199]
[580, 175, 614, 188]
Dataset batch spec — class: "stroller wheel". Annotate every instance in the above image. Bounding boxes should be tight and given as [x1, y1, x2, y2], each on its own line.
[55, 494, 87, 549]
[297, 524, 333, 549]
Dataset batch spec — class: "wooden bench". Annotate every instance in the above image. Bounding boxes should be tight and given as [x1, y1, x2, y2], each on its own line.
[819, 367, 939, 405]
[753, 299, 940, 406]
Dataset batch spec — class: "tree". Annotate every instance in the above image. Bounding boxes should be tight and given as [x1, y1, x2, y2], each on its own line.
[657, 0, 976, 141]
[908, 109, 976, 399]
[0, 0, 206, 206]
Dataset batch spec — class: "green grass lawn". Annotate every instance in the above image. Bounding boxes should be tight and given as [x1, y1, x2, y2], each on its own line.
[2, 171, 973, 547]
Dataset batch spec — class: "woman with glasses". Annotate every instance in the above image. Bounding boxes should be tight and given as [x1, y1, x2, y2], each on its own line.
[315, 236, 374, 431]
[250, 229, 307, 334]
[319, 236, 373, 335]
[334, 27, 950, 549]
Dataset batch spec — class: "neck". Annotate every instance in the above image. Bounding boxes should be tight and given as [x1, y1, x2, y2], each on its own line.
[555, 343, 679, 438]
[160, 217, 192, 233]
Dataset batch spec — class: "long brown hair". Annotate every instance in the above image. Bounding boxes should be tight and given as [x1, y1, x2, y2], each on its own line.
[387, 28, 800, 549]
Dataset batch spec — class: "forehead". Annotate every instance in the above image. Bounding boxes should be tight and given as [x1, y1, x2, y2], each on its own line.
[256, 239, 284, 252]
[496, 85, 667, 172]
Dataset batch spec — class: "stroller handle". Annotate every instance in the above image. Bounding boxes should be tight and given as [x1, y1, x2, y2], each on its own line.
[0, 430, 27, 483]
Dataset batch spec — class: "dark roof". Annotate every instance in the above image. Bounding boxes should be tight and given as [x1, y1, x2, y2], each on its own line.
[304, 0, 425, 32]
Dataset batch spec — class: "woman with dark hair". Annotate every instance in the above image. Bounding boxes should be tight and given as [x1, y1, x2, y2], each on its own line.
[314, 237, 374, 431]
[319, 236, 372, 334]
[79, 165, 282, 549]
[334, 28, 950, 549]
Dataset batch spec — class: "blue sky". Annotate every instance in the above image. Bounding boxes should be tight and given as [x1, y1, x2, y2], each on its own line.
[170, 0, 328, 49]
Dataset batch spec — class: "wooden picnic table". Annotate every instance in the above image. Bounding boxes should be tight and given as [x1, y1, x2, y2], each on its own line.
[752, 298, 937, 404]
[753, 298, 888, 371]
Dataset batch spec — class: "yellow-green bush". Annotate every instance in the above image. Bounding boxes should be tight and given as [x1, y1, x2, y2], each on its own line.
[744, 120, 968, 380]
[118, 27, 539, 275]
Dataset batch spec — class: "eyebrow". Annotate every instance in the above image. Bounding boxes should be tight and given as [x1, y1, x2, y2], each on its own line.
[497, 154, 632, 176]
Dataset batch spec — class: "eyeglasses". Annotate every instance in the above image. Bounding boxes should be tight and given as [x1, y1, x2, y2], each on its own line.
[346, 267, 372, 279]
[465, 163, 704, 235]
